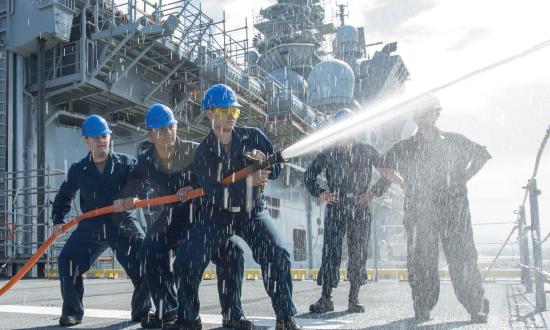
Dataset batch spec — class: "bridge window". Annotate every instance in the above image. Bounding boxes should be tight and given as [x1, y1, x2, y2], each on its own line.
[265, 196, 281, 219]
[293, 229, 306, 262]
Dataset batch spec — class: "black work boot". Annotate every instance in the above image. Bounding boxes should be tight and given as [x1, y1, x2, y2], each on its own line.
[59, 315, 82, 327]
[222, 315, 254, 329]
[348, 282, 365, 313]
[309, 296, 334, 313]
[348, 298, 365, 313]
[415, 310, 430, 323]
[275, 317, 303, 330]
[162, 317, 202, 330]
[131, 309, 151, 322]
[141, 312, 178, 329]
[471, 298, 490, 323]
[309, 285, 334, 313]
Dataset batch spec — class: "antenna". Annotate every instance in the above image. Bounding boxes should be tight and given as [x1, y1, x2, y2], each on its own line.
[336, 2, 348, 27]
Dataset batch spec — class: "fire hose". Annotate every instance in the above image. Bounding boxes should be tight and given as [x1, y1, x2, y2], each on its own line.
[0, 152, 285, 297]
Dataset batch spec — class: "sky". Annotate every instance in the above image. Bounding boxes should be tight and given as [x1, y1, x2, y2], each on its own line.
[197, 0, 550, 242]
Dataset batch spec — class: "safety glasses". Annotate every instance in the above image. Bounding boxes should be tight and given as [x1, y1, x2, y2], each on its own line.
[212, 107, 241, 119]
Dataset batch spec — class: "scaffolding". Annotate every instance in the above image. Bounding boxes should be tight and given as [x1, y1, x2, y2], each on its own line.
[0, 0, 319, 158]
[0, 167, 68, 277]
[0, 2, 8, 229]
[17, 0, 276, 142]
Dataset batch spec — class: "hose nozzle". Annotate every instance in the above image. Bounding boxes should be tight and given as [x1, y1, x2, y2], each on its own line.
[223, 151, 287, 185]
[249, 151, 286, 171]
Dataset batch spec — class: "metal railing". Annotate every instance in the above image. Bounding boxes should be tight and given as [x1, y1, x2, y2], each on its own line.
[0, 167, 65, 276]
[486, 126, 550, 312]
[98, 0, 250, 66]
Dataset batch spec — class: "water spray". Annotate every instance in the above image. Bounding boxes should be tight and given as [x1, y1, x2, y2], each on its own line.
[282, 38, 550, 160]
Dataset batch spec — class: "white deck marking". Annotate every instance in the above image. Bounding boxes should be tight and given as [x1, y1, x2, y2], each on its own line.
[0, 305, 130, 319]
[0, 304, 353, 328]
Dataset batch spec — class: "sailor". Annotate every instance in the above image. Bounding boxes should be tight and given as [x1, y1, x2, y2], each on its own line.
[304, 108, 391, 314]
[166, 84, 302, 330]
[114, 104, 249, 329]
[52, 115, 150, 327]
[383, 94, 491, 323]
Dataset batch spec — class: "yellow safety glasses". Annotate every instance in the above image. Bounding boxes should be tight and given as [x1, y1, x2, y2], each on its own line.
[212, 107, 241, 119]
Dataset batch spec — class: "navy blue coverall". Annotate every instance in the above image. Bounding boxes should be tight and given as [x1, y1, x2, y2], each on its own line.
[52, 152, 150, 320]
[173, 126, 297, 321]
[304, 142, 389, 289]
[383, 130, 490, 316]
[124, 137, 245, 320]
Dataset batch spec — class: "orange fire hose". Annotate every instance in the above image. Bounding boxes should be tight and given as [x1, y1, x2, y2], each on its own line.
[0, 151, 285, 297]
[0, 188, 206, 297]
[0, 188, 204, 297]
[220, 168, 250, 186]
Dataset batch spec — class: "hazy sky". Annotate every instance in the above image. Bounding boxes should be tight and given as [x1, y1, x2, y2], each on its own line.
[201, 0, 550, 241]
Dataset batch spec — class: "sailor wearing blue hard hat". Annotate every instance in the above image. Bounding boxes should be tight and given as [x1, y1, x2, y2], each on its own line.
[52, 115, 150, 326]
[114, 103, 248, 329]
[167, 84, 303, 330]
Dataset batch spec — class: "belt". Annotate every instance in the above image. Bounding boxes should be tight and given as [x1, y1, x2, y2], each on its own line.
[343, 193, 356, 198]
[227, 206, 241, 213]
[223, 205, 265, 214]
[206, 204, 263, 214]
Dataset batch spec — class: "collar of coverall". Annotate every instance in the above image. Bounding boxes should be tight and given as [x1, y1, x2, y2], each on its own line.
[81, 151, 122, 175]
[146, 136, 196, 162]
[84, 150, 121, 165]
[414, 127, 445, 143]
[206, 125, 250, 153]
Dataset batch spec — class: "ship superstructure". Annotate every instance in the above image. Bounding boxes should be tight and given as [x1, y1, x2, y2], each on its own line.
[0, 0, 409, 276]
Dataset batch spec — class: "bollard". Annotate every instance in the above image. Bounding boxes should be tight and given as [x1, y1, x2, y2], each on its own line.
[527, 179, 546, 311]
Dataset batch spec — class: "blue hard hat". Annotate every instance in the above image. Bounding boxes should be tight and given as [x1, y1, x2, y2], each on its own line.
[81, 115, 112, 137]
[145, 103, 177, 129]
[333, 108, 354, 122]
[201, 84, 242, 111]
